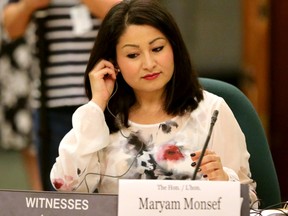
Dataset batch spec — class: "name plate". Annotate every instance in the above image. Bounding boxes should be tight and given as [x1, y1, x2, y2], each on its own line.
[0, 184, 249, 216]
[118, 180, 243, 216]
[0, 190, 117, 216]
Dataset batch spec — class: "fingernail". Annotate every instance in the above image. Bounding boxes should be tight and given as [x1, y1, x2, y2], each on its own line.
[191, 162, 196, 167]
[190, 153, 196, 157]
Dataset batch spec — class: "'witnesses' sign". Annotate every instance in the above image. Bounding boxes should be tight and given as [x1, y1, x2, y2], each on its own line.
[0, 190, 117, 216]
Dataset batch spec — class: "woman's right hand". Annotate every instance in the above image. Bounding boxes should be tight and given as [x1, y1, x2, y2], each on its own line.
[88, 59, 118, 111]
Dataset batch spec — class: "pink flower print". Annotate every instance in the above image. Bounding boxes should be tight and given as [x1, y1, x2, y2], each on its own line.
[52, 175, 78, 191]
[160, 145, 184, 161]
[53, 178, 64, 189]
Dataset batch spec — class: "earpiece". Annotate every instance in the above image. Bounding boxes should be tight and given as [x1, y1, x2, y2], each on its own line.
[109, 58, 120, 73]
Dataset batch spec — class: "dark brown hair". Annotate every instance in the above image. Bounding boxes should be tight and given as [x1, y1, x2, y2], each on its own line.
[84, 0, 203, 132]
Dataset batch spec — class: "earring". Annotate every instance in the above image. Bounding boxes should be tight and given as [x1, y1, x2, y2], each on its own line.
[115, 68, 121, 73]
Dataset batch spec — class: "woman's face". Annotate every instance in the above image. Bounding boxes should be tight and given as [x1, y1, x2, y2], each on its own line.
[116, 24, 174, 95]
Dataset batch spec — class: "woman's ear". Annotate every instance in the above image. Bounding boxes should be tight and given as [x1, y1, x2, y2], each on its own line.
[114, 64, 120, 74]
[110, 58, 120, 73]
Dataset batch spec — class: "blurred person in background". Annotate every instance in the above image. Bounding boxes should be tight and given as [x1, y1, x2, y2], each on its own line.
[2, 0, 121, 191]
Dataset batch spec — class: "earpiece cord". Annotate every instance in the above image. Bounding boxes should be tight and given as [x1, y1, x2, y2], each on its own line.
[74, 80, 140, 192]
[106, 80, 118, 119]
[74, 141, 144, 192]
[106, 80, 129, 139]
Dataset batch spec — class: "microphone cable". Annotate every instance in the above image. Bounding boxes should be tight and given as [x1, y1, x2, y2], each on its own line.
[250, 200, 288, 216]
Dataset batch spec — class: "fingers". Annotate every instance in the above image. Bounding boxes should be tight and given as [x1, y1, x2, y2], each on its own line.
[190, 149, 215, 160]
[190, 149, 228, 181]
[88, 59, 118, 109]
[89, 59, 117, 80]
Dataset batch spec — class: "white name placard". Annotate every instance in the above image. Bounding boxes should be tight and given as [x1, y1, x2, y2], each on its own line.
[118, 179, 242, 216]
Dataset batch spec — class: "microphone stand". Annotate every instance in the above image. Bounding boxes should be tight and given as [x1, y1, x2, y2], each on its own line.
[192, 110, 219, 180]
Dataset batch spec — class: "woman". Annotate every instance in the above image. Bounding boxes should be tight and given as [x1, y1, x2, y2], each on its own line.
[50, 0, 257, 204]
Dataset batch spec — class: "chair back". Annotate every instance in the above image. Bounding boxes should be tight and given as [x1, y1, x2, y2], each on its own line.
[199, 77, 281, 208]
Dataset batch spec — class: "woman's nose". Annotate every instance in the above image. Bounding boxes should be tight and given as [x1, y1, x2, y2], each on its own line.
[142, 52, 156, 71]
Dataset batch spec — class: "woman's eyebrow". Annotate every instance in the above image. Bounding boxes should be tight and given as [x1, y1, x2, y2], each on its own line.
[149, 37, 166, 45]
[121, 44, 139, 49]
[121, 37, 166, 49]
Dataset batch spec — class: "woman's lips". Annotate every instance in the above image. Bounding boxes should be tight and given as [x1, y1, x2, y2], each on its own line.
[142, 72, 161, 80]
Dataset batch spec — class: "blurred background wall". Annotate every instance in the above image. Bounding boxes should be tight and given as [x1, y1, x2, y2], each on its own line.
[161, 0, 243, 84]
[0, 0, 287, 202]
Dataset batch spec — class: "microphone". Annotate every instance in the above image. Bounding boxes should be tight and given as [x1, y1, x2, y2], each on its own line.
[192, 110, 219, 180]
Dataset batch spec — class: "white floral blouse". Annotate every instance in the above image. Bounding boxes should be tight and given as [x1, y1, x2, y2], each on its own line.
[50, 91, 257, 203]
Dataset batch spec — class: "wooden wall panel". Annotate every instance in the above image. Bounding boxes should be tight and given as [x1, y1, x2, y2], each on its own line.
[242, 0, 270, 131]
[270, 0, 288, 202]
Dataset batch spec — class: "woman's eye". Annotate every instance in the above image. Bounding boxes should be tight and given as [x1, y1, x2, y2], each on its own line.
[127, 53, 138, 59]
[153, 46, 164, 52]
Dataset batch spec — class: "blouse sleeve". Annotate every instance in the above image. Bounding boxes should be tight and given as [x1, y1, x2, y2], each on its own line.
[50, 101, 110, 192]
[210, 99, 258, 206]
